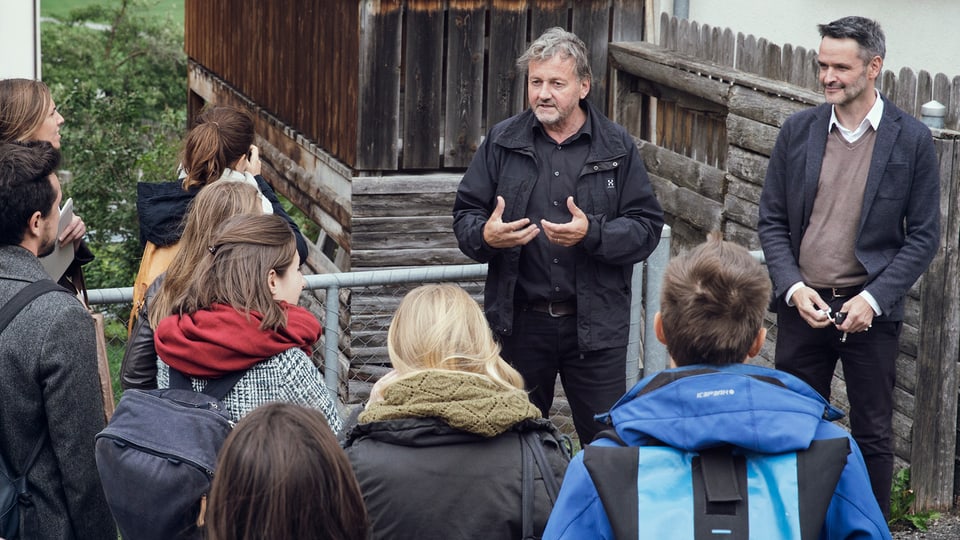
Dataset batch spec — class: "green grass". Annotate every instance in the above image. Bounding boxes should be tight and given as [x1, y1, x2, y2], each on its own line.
[41, 0, 184, 26]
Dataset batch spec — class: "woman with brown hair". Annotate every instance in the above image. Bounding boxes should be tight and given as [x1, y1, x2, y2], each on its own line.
[343, 284, 569, 539]
[206, 402, 369, 540]
[0, 78, 91, 289]
[153, 213, 340, 431]
[130, 105, 308, 331]
[120, 180, 262, 390]
[0, 79, 66, 148]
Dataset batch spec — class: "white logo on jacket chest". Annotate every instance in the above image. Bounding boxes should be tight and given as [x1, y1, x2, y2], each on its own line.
[606, 178, 615, 189]
[696, 389, 736, 398]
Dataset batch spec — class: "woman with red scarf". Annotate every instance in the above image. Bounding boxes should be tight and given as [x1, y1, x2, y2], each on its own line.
[153, 213, 341, 433]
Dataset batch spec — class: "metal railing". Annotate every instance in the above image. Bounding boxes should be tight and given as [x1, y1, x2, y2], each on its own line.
[87, 226, 678, 402]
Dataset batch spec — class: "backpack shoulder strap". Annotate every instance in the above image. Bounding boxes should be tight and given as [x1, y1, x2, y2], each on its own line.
[0, 279, 68, 334]
[168, 367, 248, 402]
[797, 437, 850, 539]
[519, 427, 565, 540]
[520, 432, 536, 540]
[0, 280, 64, 488]
[2, 436, 46, 491]
[522, 430, 561, 502]
[592, 428, 627, 446]
[583, 434, 639, 540]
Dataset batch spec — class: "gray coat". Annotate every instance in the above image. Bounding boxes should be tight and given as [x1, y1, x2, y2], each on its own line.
[0, 245, 115, 539]
[758, 95, 941, 320]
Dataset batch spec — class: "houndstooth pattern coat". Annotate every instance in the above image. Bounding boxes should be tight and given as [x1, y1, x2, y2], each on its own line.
[156, 347, 343, 434]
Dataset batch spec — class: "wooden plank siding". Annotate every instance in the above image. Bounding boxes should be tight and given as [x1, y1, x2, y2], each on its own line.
[610, 21, 960, 510]
[402, 1, 446, 169]
[444, 1, 486, 168]
[187, 0, 644, 174]
[912, 138, 960, 509]
[352, 175, 472, 268]
[358, 1, 404, 170]
[486, 2, 528, 129]
[185, 0, 360, 167]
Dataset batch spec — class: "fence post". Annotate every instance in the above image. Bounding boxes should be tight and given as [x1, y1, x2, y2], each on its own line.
[626, 261, 645, 388]
[323, 283, 341, 400]
[642, 225, 671, 378]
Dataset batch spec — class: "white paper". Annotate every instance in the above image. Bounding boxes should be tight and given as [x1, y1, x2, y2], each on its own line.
[39, 198, 76, 281]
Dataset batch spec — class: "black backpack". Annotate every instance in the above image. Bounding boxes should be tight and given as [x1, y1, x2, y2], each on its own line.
[94, 368, 246, 540]
[0, 280, 71, 540]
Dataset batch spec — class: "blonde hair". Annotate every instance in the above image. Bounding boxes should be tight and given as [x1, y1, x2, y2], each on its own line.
[0, 79, 53, 143]
[149, 181, 262, 329]
[385, 284, 525, 391]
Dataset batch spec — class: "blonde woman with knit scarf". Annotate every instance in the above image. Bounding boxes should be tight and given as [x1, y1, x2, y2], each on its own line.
[343, 284, 570, 539]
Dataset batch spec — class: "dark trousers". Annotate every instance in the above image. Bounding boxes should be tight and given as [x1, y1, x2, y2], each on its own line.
[775, 298, 900, 516]
[498, 308, 626, 444]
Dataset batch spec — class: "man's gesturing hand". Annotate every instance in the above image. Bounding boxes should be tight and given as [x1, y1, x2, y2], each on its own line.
[541, 196, 588, 247]
[482, 196, 540, 248]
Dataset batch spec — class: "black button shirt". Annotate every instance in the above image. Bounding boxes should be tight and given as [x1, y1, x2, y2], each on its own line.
[516, 109, 592, 304]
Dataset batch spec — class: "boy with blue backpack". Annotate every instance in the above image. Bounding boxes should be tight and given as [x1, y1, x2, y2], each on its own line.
[543, 234, 891, 539]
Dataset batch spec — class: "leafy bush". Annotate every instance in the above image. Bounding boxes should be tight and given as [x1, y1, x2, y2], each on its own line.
[41, 0, 186, 294]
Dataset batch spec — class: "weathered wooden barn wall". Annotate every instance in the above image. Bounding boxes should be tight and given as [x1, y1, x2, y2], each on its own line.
[185, 1, 647, 411]
[185, 0, 360, 167]
[186, 0, 646, 174]
[185, 2, 960, 506]
[609, 14, 960, 510]
[185, 0, 651, 272]
[352, 175, 471, 268]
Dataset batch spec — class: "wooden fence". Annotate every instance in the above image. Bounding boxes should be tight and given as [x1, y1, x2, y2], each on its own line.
[658, 13, 960, 130]
[608, 14, 960, 511]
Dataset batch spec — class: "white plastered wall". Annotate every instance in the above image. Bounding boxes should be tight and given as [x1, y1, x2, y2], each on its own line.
[683, 0, 960, 79]
[0, 0, 41, 79]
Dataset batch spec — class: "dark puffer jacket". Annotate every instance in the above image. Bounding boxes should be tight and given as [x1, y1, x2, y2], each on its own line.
[343, 417, 569, 540]
[137, 176, 309, 262]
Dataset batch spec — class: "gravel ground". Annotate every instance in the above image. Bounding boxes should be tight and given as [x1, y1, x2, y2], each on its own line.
[891, 512, 960, 539]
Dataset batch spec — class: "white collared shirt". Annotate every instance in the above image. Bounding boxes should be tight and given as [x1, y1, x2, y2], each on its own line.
[828, 88, 884, 143]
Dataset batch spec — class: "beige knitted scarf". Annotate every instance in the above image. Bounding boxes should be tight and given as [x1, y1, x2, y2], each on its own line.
[359, 370, 542, 437]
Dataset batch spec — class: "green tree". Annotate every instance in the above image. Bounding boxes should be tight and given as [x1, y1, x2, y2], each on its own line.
[41, 0, 186, 292]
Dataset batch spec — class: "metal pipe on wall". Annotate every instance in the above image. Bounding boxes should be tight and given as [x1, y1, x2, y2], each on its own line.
[674, 0, 690, 19]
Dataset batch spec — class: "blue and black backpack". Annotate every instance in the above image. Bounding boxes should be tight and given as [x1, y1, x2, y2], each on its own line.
[582, 428, 850, 539]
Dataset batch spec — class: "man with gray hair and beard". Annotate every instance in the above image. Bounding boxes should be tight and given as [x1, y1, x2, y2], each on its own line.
[453, 27, 664, 443]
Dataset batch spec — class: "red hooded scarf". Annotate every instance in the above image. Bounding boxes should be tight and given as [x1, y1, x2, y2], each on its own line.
[155, 302, 321, 378]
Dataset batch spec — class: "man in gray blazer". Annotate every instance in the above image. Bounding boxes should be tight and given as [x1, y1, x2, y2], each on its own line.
[758, 16, 940, 516]
[0, 141, 115, 538]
